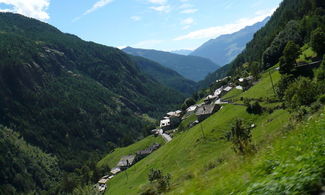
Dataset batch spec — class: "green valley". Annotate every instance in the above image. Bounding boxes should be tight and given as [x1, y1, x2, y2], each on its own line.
[0, 0, 324, 194]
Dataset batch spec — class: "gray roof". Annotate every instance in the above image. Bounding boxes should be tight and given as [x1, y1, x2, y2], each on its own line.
[117, 155, 136, 167]
[195, 104, 217, 116]
[136, 143, 160, 156]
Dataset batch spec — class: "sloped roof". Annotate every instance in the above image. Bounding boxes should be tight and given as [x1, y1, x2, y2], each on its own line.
[195, 104, 217, 116]
[136, 143, 160, 155]
[117, 155, 136, 167]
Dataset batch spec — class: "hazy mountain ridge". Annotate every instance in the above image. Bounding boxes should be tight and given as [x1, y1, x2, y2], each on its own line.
[191, 17, 270, 66]
[131, 55, 198, 95]
[171, 49, 192, 55]
[123, 47, 220, 82]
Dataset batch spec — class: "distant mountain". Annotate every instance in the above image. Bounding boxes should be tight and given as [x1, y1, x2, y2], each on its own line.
[0, 13, 185, 193]
[191, 17, 270, 66]
[123, 47, 220, 82]
[171, 49, 192, 55]
[131, 56, 198, 95]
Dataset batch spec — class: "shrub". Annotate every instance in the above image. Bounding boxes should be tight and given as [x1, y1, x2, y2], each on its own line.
[284, 77, 319, 109]
[229, 119, 255, 155]
[276, 74, 295, 99]
[246, 101, 263, 115]
[142, 169, 171, 194]
[314, 55, 325, 82]
[318, 94, 325, 104]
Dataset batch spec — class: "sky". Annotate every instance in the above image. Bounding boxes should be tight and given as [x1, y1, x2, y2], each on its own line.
[0, 0, 283, 51]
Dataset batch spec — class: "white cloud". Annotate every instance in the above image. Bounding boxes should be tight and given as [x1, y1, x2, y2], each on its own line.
[130, 15, 141, 21]
[148, 0, 167, 4]
[150, 5, 170, 13]
[133, 39, 163, 48]
[181, 17, 194, 25]
[174, 9, 275, 41]
[179, 3, 193, 9]
[0, 0, 50, 20]
[84, 0, 114, 15]
[180, 8, 197, 14]
[181, 17, 194, 30]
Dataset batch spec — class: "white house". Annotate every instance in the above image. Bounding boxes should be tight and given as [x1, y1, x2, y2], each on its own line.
[224, 86, 233, 92]
[236, 85, 243, 90]
[160, 118, 170, 128]
[110, 167, 121, 175]
[186, 105, 197, 113]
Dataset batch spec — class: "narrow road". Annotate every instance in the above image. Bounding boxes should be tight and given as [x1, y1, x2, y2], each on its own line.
[157, 129, 172, 142]
[161, 133, 172, 142]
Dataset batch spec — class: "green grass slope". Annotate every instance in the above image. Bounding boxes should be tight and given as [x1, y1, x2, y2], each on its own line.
[102, 67, 324, 194]
[98, 135, 164, 169]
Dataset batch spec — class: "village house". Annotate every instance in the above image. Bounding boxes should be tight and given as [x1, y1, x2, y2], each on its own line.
[136, 143, 161, 161]
[224, 86, 233, 92]
[110, 167, 121, 175]
[97, 175, 109, 192]
[204, 94, 218, 104]
[160, 116, 181, 130]
[160, 118, 171, 130]
[182, 105, 198, 120]
[166, 110, 182, 118]
[215, 98, 228, 105]
[117, 155, 136, 170]
[236, 85, 243, 90]
[151, 128, 162, 136]
[214, 86, 224, 97]
[186, 105, 198, 114]
[195, 104, 220, 122]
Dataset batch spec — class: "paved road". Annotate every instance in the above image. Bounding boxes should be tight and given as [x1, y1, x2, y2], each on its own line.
[157, 129, 172, 142]
[161, 133, 172, 142]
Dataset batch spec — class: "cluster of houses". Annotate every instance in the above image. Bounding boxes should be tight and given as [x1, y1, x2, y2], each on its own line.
[110, 143, 161, 175]
[95, 143, 161, 192]
[154, 76, 255, 134]
[95, 75, 256, 193]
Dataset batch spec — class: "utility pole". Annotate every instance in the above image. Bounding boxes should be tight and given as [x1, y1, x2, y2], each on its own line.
[200, 122, 206, 139]
[269, 71, 276, 96]
[125, 160, 129, 183]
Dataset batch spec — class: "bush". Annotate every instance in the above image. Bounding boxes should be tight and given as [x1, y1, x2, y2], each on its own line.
[142, 169, 171, 194]
[276, 74, 295, 99]
[246, 101, 263, 115]
[229, 119, 255, 155]
[284, 77, 319, 109]
[314, 55, 325, 82]
[318, 94, 325, 104]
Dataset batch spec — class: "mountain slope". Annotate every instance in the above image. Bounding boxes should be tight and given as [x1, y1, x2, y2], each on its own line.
[0, 12, 185, 192]
[191, 17, 269, 66]
[123, 47, 220, 82]
[200, 0, 325, 87]
[171, 49, 192, 55]
[103, 66, 325, 194]
[131, 56, 198, 95]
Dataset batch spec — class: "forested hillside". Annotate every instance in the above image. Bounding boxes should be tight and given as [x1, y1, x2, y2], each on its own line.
[200, 0, 325, 88]
[131, 56, 198, 95]
[123, 47, 220, 82]
[0, 13, 185, 194]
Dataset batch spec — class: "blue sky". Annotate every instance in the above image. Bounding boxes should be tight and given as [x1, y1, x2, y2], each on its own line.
[0, 0, 283, 51]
